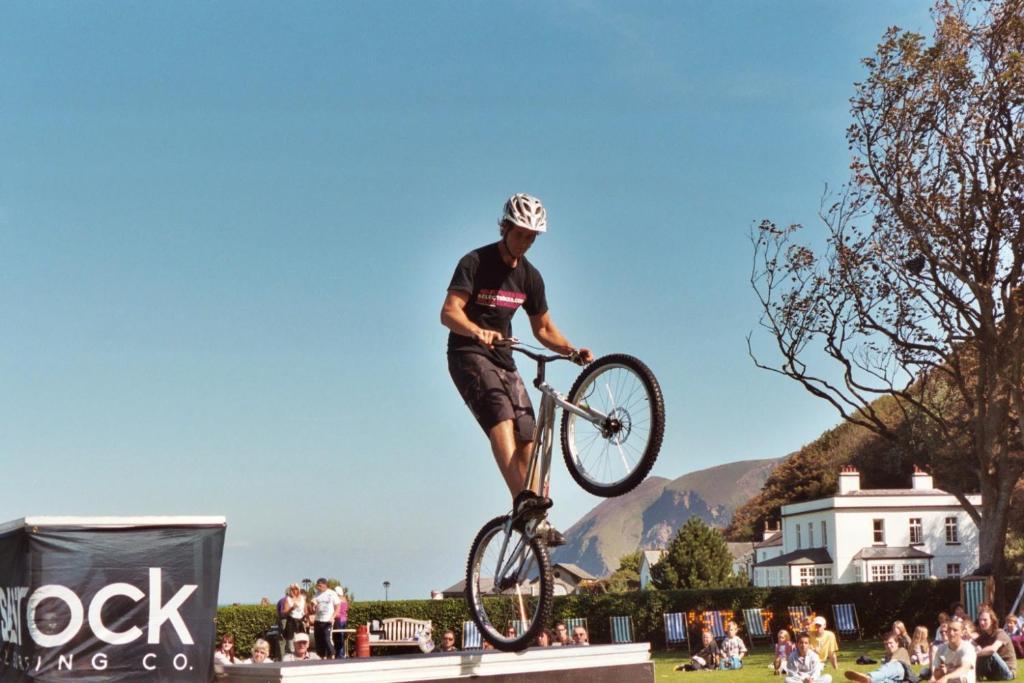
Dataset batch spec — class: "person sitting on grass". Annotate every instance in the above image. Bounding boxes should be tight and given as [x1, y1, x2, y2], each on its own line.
[786, 632, 832, 683]
[572, 625, 589, 646]
[892, 621, 912, 652]
[553, 621, 571, 646]
[919, 619, 974, 683]
[719, 619, 748, 670]
[911, 627, 931, 666]
[842, 631, 914, 683]
[674, 629, 720, 672]
[810, 616, 840, 671]
[973, 605, 1017, 681]
[775, 629, 796, 675]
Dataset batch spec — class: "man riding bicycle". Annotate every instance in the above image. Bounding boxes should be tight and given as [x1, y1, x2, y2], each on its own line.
[441, 193, 594, 546]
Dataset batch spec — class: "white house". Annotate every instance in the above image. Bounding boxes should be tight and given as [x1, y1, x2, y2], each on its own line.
[639, 549, 666, 589]
[752, 467, 980, 587]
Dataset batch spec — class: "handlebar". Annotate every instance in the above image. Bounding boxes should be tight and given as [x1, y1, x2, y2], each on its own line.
[494, 338, 585, 366]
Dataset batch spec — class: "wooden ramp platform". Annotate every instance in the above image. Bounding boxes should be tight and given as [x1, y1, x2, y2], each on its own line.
[216, 643, 654, 682]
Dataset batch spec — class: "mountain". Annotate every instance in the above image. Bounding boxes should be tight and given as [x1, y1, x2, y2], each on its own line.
[549, 458, 780, 578]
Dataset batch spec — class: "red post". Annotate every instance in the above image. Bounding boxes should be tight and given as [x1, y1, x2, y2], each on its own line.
[355, 625, 370, 658]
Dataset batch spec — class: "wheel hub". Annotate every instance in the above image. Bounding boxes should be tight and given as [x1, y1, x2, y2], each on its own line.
[601, 408, 632, 444]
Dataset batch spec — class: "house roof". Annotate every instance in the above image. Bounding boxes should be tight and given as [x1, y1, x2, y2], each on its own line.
[851, 546, 934, 561]
[755, 547, 833, 568]
[551, 563, 596, 581]
[642, 550, 666, 567]
[754, 531, 783, 549]
[440, 579, 483, 597]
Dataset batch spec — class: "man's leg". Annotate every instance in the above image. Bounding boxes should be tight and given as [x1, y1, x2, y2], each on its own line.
[979, 652, 1015, 680]
[488, 420, 534, 497]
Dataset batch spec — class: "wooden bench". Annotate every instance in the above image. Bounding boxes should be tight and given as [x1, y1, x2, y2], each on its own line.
[367, 617, 432, 650]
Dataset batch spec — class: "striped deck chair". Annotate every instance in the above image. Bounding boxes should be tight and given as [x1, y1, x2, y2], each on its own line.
[703, 610, 728, 641]
[462, 620, 482, 650]
[510, 620, 528, 638]
[831, 604, 860, 639]
[663, 611, 689, 650]
[788, 605, 811, 632]
[961, 576, 993, 620]
[610, 615, 634, 643]
[741, 607, 772, 644]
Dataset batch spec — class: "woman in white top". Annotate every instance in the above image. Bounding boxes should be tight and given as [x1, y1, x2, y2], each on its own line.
[283, 583, 307, 653]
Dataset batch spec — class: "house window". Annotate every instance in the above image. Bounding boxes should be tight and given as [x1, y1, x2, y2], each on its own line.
[945, 517, 959, 544]
[870, 564, 896, 582]
[902, 563, 926, 580]
[821, 521, 828, 547]
[947, 563, 961, 578]
[873, 519, 885, 544]
[808, 523, 815, 548]
[909, 518, 923, 545]
[798, 566, 832, 585]
[796, 524, 802, 550]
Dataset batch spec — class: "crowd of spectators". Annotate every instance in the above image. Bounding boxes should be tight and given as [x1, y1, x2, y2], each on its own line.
[667, 602, 1020, 683]
[215, 578, 349, 667]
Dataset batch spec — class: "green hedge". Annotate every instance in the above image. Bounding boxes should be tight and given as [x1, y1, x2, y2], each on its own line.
[218, 578, 1010, 655]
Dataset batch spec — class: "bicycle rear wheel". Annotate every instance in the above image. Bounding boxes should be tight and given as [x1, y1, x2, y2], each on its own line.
[560, 353, 665, 496]
[465, 516, 553, 652]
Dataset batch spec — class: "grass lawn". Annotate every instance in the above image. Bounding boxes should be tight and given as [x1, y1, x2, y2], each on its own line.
[650, 641, 898, 681]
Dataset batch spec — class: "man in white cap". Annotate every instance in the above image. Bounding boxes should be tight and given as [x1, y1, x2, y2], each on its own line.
[810, 616, 840, 671]
[283, 633, 320, 661]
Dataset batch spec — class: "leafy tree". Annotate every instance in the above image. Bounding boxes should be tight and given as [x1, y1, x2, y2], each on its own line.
[750, 0, 1024, 610]
[727, 398, 916, 540]
[652, 517, 744, 590]
[606, 550, 642, 592]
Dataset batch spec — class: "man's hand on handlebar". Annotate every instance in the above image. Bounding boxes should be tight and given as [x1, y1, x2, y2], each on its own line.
[474, 328, 504, 349]
[570, 347, 594, 366]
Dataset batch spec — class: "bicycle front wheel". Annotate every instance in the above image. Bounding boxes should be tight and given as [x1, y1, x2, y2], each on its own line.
[560, 353, 665, 496]
[465, 516, 552, 652]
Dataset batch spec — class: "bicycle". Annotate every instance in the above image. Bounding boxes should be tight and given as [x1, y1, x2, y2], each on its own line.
[464, 339, 665, 651]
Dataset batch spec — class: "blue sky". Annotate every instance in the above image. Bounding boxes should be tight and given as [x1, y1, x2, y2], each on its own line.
[1, 1, 933, 603]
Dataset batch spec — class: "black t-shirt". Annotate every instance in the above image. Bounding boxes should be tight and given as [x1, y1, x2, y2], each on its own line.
[446, 242, 548, 370]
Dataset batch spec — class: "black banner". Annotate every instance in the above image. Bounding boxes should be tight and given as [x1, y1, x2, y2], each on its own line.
[0, 518, 225, 682]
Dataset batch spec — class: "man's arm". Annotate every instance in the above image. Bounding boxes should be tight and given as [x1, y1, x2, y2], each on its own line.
[441, 291, 502, 347]
[528, 311, 594, 362]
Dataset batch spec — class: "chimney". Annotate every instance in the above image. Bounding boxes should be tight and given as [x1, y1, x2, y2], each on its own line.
[762, 519, 780, 541]
[912, 466, 934, 490]
[838, 466, 861, 494]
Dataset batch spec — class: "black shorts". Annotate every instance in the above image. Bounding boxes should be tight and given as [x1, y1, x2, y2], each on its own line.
[448, 352, 536, 443]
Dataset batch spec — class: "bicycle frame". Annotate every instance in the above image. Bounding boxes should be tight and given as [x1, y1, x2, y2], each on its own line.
[512, 346, 610, 499]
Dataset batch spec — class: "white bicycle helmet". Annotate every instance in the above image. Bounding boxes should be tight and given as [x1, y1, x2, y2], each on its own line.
[499, 193, 548, 233]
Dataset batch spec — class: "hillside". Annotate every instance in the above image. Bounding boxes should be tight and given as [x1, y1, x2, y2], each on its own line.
[549, 458, 779, 577]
